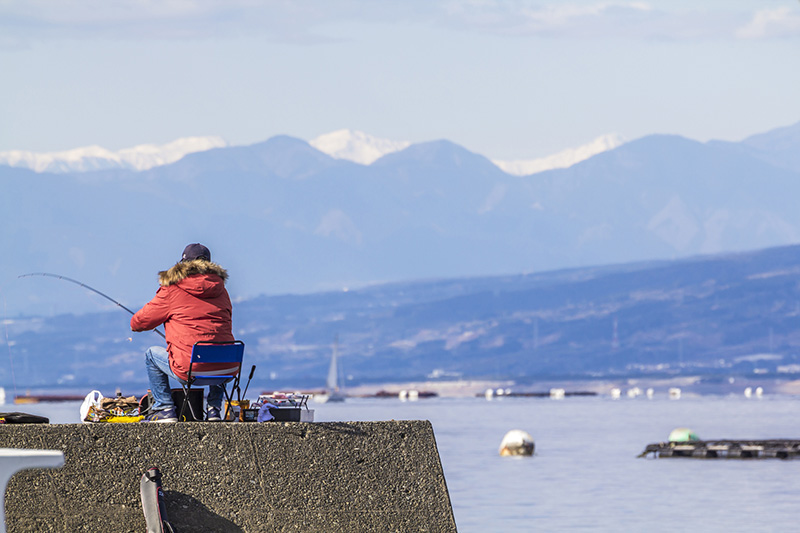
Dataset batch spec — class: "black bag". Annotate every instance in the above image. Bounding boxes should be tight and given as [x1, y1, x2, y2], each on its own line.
[140, 389, 204, 421]
[0, 412, 49, 424]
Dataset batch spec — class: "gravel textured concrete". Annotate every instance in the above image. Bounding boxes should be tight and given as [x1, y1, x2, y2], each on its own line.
[0, 420, 457, 532]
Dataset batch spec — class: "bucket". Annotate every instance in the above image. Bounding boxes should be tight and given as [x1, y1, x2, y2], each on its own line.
[223, 399, 250, 421]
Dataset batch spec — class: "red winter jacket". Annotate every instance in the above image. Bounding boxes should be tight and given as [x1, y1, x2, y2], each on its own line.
[131, 259, 235, 381]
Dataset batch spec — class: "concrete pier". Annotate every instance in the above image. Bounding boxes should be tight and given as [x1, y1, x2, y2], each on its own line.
[0, 421, 456, 532]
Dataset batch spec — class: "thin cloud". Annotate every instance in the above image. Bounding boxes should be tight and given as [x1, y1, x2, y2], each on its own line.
[0, 0, 347, 45]
[441, 1, 656, 37]
[443, 1, 653, 28]
[1, 0, 798, 46]
[736, 8, 800, 39]
[441, 1, 800, 41]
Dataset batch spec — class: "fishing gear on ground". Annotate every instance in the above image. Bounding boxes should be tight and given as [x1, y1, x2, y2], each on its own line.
[248, 392, 313, 423]
[80, 390, 145, 423]
[0, 412, 50, 424]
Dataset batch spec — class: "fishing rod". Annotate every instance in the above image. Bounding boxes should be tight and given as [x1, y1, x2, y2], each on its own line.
[241, 365, 256, 400]
[18, 272, 166, 340]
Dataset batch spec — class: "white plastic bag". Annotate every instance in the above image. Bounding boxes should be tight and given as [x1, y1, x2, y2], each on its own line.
[79, 390, 104, 423]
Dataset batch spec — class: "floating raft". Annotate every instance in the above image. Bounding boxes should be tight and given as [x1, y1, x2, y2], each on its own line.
[639, 439, 800, 459]
[14, 394, 85, 404]
[473, 391, 598, 398]
[507, 391, 597, 398]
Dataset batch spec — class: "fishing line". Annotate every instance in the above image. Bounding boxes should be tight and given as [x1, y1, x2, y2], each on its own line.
[18, 273, 166, 340]
[2, 291, 19, 400]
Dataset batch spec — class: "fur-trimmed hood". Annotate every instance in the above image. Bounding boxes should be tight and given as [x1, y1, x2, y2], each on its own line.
[158, 259, 229, 287]
[133, 258, 233, 380]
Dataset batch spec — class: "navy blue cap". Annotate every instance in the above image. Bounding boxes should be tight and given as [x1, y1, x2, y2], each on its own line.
[181, 243, 211, 262]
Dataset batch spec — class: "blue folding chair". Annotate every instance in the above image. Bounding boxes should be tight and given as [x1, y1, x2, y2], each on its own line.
[179, 340, 245, 422]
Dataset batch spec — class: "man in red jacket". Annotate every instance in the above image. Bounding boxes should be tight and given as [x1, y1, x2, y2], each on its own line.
[131, 243, 235, 422]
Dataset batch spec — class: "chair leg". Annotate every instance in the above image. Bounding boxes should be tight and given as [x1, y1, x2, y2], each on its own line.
[221, 379, 240, 421]
[179, 385, 199, 422]
[222, 386, 233, 421]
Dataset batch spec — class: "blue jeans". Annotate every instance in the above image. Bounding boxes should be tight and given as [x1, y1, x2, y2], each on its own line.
[144, 346, 224, 412]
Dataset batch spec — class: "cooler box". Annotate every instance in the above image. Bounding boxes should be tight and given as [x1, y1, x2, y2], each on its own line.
[269, 407, 314, 422]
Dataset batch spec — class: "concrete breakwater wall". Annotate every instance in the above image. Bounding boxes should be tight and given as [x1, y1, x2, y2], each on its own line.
[0, 420, 456, 532]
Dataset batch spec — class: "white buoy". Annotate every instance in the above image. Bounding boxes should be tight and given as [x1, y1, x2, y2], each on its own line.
[485, 388, 494, 401]
[669, 387, 681, 400]
[610, 388, 621, 400]
[399, 390, 408, 402]
[499, 430, 535, 457]
[646, 388, 654, 399]
[549, 388, 565, 399]
[744, 387, 752, 398]
[627, 387, 641, 398]
[496, 388, 505, 396]
[755, 387, 763, 398]
[668, 427, 699, 442]
[408, 390, 419, 401]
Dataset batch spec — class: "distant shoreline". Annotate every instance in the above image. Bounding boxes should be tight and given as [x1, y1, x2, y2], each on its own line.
[288, 375, 800, 399]
[5, 375, 800, 404]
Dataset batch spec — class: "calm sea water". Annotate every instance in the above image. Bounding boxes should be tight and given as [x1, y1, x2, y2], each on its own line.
[6, 394, 800, 532]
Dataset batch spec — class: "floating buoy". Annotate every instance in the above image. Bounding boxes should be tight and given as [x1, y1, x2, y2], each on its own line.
[408, 390, 419, 401]
[744, 387, 752, 398]
[610, 388, 621, 400]
[627, 387, 642, 398]
[485, 388, 494, 401]
[549, 388, 565, 399]
[646, 388, 654, 399]
[669, 427, 699, 442]
[669, 387, 681, 400]
[499, 430, 535, 457]
[755, 387, 763, 398]
[399, 390, 408, 401]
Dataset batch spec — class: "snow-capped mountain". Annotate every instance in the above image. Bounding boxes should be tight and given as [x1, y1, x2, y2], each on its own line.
[492, 134, 626, 176]
[309, 129, 411, 165]
[308, 129, 626, 173]
[2, 121, 799, 320]
[0, 136, 227, 173]
[0, 129, 625, 176]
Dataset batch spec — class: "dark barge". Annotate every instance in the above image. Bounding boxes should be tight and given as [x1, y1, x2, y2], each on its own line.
[639, 439, 800, 459]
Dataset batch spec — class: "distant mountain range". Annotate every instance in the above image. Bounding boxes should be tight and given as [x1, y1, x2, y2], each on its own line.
[0, 137, 228, 173]
[4, 243, 800, 392]
[0, 129, 621, 176]
[309, 130, 412, 165]
[491, 133, 625, 175]
[1, 121, 798, 320]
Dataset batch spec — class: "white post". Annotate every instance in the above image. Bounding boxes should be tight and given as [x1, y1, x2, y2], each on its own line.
[0, 448, 65, 533]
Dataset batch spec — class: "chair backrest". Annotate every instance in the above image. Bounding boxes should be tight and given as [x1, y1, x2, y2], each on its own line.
[187, 341, 245, 383]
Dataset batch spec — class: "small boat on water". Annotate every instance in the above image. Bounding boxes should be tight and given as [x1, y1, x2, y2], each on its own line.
[314, 337, 346, 404]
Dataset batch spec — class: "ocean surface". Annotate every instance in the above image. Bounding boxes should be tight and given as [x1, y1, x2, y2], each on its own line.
[5, 393, 800, 532]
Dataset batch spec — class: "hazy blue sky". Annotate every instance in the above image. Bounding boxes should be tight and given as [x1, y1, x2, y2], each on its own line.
[2, 1, 799, 159]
